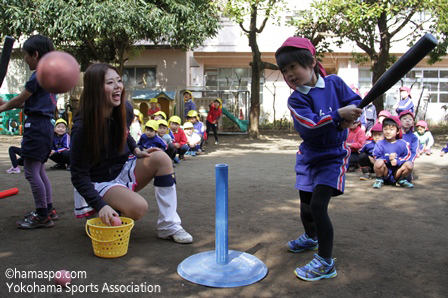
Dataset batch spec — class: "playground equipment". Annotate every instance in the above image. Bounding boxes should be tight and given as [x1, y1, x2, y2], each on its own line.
[178, 164, 268, 287]
[0, 94, 21, 135]
[177, 88, 250, 133]
[222, 108, 249, 132]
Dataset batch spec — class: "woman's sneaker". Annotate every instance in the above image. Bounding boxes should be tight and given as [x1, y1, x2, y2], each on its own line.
[286, 233, 318, 252]
[159, 229, 193, 244]
[294, 254, 337, 281]
[6, 166, 20, 174]
[16, 212, 54, 229]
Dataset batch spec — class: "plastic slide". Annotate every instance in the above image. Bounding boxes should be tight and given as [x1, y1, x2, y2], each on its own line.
[222, 108, 249, 132]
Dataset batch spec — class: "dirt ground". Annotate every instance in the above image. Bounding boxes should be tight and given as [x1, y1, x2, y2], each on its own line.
[0, 132, 447, 298]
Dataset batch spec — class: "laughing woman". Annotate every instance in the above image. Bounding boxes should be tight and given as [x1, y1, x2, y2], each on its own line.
[70, 63, 192, 243]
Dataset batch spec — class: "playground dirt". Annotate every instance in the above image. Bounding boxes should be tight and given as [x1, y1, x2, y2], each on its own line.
[0, 132, 447, 297]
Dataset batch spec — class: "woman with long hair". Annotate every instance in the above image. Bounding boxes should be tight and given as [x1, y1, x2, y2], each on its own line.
[70, 63, 192, 243]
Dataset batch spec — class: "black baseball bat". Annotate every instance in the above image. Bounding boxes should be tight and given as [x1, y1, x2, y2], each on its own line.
[0, 36, 15, 89]
[358, 33, 438, 109]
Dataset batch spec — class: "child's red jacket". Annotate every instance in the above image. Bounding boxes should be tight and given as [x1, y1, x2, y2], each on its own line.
[172, 128, 188, 146]
[347, 126, 366, 153]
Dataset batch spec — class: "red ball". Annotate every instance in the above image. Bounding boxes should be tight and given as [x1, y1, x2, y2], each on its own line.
[54, 270, 71, 287]
[36, 51, 80, 94]
[110, 217, 122, 226]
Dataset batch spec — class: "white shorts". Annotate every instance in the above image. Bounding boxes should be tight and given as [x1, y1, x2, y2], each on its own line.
[74, 157, 138, 218]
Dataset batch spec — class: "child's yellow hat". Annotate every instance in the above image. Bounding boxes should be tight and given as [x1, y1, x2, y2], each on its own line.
[153, 111, 167, 119]
[157, 119, 169, 128]
[55, 118, 67, 127]
[145, 120, 159, 131]
[183, 90, 194, 102]
[150, 98, 158, 103]
[183, 122, 194, 129]
[168, 116, 181, 125]
[187, 110, 199, 119]
[214, 98, 222, 109]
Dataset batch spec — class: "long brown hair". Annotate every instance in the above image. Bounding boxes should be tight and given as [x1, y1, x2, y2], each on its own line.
[78, 63, 127, 165]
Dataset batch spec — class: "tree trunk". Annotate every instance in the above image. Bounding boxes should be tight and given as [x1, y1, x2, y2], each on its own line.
[249, 61, 261, 138]
[248, 4, 260, 139]
[371, 12, 391, 113]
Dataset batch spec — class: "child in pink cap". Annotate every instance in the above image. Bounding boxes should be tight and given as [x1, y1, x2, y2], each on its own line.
[395, 86, 414, 115]
[414, 120, 434, 156]
[372, 116, 414, 189]
[276, 36, 363, 281]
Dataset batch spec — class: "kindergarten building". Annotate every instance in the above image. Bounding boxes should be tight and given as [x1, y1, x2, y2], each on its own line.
[1, 1, 448, 134]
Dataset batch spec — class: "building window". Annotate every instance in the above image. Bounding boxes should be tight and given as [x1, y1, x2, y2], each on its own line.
[204, 67, 264, 102]
[122, 67, 156, 88]
[359, 68, 448, 104]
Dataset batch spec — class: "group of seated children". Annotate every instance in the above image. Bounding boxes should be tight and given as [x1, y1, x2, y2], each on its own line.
[6, 117, 71, 174]
[129, 94, 222, 165]
[347, 109, 446, 189]
[7, 95, 223, 174]
[134, 109, 207, 166]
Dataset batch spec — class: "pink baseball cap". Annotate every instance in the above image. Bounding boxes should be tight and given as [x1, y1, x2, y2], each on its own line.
[398, 110, 415, 120]
[378, 110, 391, 118]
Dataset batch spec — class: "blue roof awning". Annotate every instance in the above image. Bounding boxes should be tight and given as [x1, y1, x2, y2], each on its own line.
[132, 90, 176, 100]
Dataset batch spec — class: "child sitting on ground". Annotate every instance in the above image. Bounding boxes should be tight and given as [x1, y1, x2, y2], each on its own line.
[183, 122, 201, 156]
[49, 118, 71, 170]
[168, 116, 188, 162]
[358, 123, 383, 180]
[372, 116, 414, 189]
[414, 120, 434, 156]
[154, 111, 167, 121]
[186, 110, 205, 152]
[130, 109, 142, 143]
[441, 143, 448, 157]
[346, 120, 366, 171]
[6, 142, 23, 174]
[156, 119, 176, 161]
[399, 110, 418, 165]
[138, 120, 167, 151]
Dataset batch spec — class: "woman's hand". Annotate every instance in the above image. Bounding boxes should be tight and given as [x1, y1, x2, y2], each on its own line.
[134, 147, 160, 158]
[98, 205, 119, 226]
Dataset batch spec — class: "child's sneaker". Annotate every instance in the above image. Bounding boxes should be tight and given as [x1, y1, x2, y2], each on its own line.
[215, 141, 219, 145]
[48, 208, 59, 220]
[6, 166, 20, 174]
[286, 233, 318, 252]
[397, 179, 414, 188]
[373, 178, 384, 189]
[359, 172, 371, 180]
[190, 151, 197, 157]
[16, 212, 54, 229]
[294, 254, 337, 281]
[173, 157, 180, 164]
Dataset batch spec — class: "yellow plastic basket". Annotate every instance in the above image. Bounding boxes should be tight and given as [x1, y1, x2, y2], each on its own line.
[85, 217, 134, 258]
